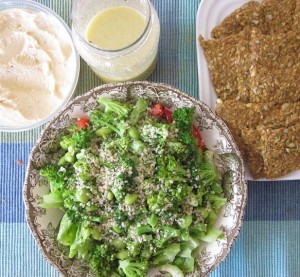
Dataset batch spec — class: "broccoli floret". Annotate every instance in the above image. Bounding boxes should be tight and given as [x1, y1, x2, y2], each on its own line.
[40, 165, 68, 193]
[166, 154, 186, 175]
[169, 183, 190, 204]
[90, 109, 127, 137]
[173, 238, 199, 273]
[172, 107, 195, 145]
[118, 258, 149, 277]
[60, 128, 92, 152]
[89, 242, 119, 277]
[64, 200, 85, 223]
[140, 122, 169, 147]
[167, 141, 186, 154]
[126, 240, 141, 257]
[174, 256, 195, 274]
[198, 150, 221, 185]
[172, 107, 195, 129]
[152, 243, 181, 265]
[205, 194, 227, 211]
[114, 206, 128, 226]
[72, 129, 92, 149]
[98, 97, 131, 118]
[154, 226, 181, 248]
[68, 221, 94, 259]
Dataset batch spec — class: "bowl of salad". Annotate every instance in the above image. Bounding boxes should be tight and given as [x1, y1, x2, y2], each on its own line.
[23, 81, 247, 277]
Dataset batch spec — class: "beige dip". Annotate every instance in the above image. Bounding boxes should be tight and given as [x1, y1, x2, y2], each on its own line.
[0, 8, 77, 127]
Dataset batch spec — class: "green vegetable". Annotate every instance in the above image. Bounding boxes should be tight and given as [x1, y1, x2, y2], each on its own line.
[89, 243, 119, 277]
[57, 213, 78, 246]
[125, 193, 138, 205]
[153, 243, 181, 265]
[158, 264, 184, 277]
[136, 225, 152, 235]
[172, 107, 195, 145]
[98, 97, 131, 118]
[118, 258, 149, 277]
[129, 98, 148, 125]
[39, 98, 227, 277]
[40, 191, 64, 209]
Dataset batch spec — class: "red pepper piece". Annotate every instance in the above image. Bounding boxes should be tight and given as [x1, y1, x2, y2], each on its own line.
[192, 125, 206, 151]
[163, 108, 173, 123]
[77, 118, 89, 130]
[150, 103, 164, 117]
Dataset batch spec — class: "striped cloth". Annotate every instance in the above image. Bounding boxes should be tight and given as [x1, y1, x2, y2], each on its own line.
[0, 0, 299, 276]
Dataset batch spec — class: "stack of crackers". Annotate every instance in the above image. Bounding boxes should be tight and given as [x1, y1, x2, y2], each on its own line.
[199, 0, 300, 179]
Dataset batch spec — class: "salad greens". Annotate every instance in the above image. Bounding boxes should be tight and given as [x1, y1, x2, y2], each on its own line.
[39, 97, 227, 277]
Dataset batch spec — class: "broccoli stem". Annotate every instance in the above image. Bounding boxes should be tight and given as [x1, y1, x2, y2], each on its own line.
[116, 249, 129, 260]
[148, 214, 159, 227]
[179, 214, 193, 229]
[112, 238, 126, 250]
[136, 225, 152, 235]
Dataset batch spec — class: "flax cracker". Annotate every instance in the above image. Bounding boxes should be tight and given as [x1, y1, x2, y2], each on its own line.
[262, 0, 297, 33]
[236, 37, 252, 101]
[259, 124, 300, 179]
[211, 1, 268, 39]
[199, 35, 240, 100]
[250, 31, 300, 69]
[249, 31, 300, 103]
[293, 0, 300, 32]
[216, 101, 300, 178]
[240, 128, 264, 179]
[215, 100, 273, 160]
[250, 64, 300, 103]
[216, 101, 300, 130]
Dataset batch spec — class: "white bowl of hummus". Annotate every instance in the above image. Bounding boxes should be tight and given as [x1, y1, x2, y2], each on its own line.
[0, 1, 80, 132]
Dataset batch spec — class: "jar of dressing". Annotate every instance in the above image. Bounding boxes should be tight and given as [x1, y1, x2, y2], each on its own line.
[71, 0, 160, 83]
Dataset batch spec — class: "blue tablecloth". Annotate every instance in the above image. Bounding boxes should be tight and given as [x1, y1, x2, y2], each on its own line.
[0, 0, 299, 276]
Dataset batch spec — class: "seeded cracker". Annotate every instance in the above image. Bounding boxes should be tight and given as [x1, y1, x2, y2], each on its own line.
[211, 1, 268, 39]
[259, 124, 300, 179]
[293, 0, 300, 32]
[236, 32, 253, 102]
[240, 128, 264, 179]
[250, 31, 300, 69]
[250, 64, 300, 103]
[262, 0, 297, 34]
[216, 101, 300, 171]
[216, 101, 300, 130]
[249, 31, 300, 103]
[199, 34, 240, 100]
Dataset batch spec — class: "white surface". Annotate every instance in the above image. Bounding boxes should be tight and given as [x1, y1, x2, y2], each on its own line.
[195, 0, 300, 181]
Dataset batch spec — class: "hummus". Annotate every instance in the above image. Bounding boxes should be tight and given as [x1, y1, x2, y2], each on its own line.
[0, 8, 77, 127]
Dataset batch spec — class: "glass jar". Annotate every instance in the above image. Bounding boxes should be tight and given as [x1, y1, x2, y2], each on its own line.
[71, 0, 160, 83]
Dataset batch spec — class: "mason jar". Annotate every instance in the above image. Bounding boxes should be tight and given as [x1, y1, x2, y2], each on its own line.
[71, 0, 160, 83]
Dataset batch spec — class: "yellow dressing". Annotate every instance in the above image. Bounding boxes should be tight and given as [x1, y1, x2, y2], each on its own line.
[86, 6, 147, 50]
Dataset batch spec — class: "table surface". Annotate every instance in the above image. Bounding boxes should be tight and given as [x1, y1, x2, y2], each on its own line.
[1, 1, 299, 277]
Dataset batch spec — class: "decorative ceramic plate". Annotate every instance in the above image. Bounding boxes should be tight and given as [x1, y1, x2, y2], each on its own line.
[23, 81, 247, 277]
[195, 0, 300, 181]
